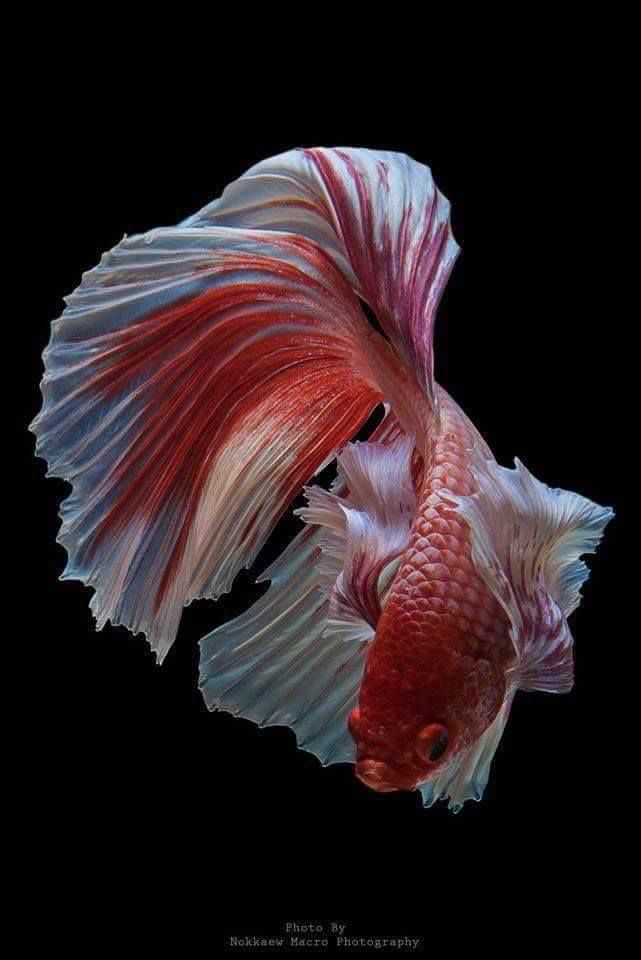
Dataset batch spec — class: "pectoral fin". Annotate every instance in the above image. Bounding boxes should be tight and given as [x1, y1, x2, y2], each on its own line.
[420, 696, 513, 811]
[444, 452, 613, 693]
[297, 435, 417, 643]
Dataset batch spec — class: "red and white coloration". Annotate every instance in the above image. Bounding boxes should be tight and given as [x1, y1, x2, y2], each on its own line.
[32, 148, 613, 809]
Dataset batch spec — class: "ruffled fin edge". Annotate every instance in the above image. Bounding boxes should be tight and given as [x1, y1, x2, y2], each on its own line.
[418, 452, 613, 810]
[198, 411, 410, 768]
[296, 435, 417, 642]
[442, 451, 614, 694]
[419, 696, 513, 812]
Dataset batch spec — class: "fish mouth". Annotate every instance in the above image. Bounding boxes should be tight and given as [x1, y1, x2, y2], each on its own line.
[355, 758, 416, 793]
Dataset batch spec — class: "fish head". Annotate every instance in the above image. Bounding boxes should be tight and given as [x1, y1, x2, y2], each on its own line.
[351, 714, 454, 793]
[350, 651, 506, 794]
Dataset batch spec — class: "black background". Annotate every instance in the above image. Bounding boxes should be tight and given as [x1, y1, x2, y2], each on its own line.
[15, 72, 626, 941]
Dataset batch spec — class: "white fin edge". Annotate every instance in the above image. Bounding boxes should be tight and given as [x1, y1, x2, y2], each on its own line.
[419, 696, 513, 811]
[199, 524, 367, 767]
[297, 436, 416, 642]
[198, 410, 407, 767]
[442, 451, 613, 694]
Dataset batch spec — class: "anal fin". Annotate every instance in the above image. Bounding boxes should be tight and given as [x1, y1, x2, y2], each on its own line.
[199, 524, 367, 766]
[199, 411, 409, 767]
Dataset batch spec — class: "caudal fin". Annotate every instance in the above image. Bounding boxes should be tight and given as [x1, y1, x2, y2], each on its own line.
[32, 227, 400, 660]
[183, 147, 460, 416]
[33, 149, 458, 665]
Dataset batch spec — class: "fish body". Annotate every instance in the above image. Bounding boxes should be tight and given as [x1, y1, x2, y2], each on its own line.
[354, 388, 513, 796]
[32, 147, 612, 809]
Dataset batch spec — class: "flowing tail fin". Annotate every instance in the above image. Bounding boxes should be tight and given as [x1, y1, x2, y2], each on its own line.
[31, 227, 407, 661]
[33, 148, 460, 768]
[183, 147, 460, 416]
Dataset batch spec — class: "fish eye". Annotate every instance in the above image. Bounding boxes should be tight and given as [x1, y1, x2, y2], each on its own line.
[415, 723, 450, 763]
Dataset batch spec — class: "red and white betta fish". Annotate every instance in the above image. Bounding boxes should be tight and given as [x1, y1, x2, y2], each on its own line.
[32, 148, 612, 810]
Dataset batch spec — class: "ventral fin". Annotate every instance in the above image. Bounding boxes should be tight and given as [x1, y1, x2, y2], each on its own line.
[419, 697, 513, 811]
[199, 408, 405, 768]
[297, 435, 416, 643]
[445, 452, 613, 694]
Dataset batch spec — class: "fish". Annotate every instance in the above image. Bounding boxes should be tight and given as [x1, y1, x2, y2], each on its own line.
[31, 147, 613, 810]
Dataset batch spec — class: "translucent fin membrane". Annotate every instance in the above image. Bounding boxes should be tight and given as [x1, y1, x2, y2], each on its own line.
[418, 454, 613, 810]
[31, 227, 389, 661]
[198, 411, 408, 765]
[199, 524, 367, 765]
[184, 147, 460, 415]
[297, 436, 416, 641]
[445, 452, 614, 693]
[419, 697, 513, 811]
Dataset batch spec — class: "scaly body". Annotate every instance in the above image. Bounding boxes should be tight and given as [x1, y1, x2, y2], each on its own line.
[355, 390, 513, 791]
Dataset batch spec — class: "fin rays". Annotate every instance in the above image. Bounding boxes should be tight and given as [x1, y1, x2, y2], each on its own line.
[445, 452, 613, 695]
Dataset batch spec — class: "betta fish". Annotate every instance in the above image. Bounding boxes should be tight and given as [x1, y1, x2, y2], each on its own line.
[31, 147, 612, 810]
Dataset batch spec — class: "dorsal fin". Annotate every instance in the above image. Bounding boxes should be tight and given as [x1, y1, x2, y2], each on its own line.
[297, 435, 417, 643]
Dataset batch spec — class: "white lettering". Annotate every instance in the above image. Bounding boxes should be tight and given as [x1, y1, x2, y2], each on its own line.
[290, 938, 329, 947]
